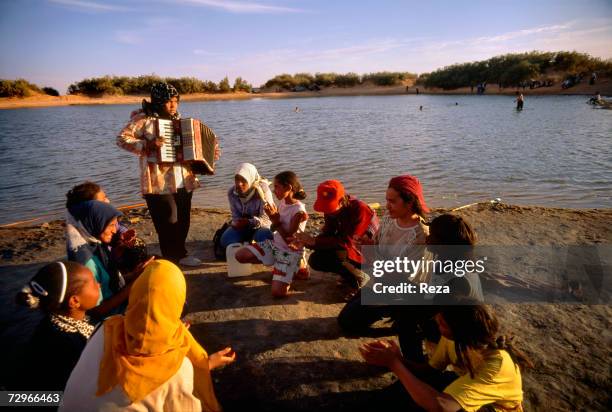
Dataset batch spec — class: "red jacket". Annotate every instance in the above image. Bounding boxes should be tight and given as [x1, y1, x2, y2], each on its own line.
[314, 196, 378, 263]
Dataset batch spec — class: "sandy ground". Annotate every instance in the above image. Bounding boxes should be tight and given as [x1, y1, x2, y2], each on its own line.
[1, 78, 610, 110]
[0, 203, 611, 411]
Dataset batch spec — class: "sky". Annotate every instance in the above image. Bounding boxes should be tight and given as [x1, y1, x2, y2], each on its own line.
[1, 0, 611, 93]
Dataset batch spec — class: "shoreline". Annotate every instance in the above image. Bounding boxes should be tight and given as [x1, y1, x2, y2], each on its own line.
[1, 80, 609, 110]
[2, 202, 611, 229]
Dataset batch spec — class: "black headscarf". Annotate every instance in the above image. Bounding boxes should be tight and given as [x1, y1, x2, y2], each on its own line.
[142, 82, 180, 119]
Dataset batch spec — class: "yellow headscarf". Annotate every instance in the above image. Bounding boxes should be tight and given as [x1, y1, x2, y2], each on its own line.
[97, 259, 221, 412]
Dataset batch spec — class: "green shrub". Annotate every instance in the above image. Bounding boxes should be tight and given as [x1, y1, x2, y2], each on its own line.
[422, 51, 612, 89]
[314, 72, 336, 87]
[0, 79, 42, 97]
[65, 75, 253, 96]
[362, 71, 417, 86]
[218, 76, 231, 93]
[43, 87, 60, 96]
[233, 77, 252, 92]
[334, 72, 360, 87]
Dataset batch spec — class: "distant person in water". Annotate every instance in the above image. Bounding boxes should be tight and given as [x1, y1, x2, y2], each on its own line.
[419, 106, 423, 111]
[589, 91, 602, 104]
[294, 106, 300, 112]
[515, 92, 524, 111]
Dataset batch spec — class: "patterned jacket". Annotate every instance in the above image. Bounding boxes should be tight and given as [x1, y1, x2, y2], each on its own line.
[117, 109, 200, 195]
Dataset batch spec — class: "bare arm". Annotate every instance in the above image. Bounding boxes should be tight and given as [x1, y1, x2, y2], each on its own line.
[360, 340, 462, 412]
[389, 358, 461, 412]
[276, 211, 307, 240]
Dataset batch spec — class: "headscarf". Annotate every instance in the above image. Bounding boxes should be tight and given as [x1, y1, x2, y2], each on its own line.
[66, 200, 122, 270]
[97, 260, 221, 411]
[151, 82, 179, 105]
[388, 175, 430, 213]
[233, 163, 270, 205]
[142, 82, 180, 119]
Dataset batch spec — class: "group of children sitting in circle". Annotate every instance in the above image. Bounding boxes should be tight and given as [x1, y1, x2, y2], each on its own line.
[13, 166, 532, 412]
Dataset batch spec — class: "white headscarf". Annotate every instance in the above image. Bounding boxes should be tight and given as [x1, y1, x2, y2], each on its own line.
[234, 163, 270, 205]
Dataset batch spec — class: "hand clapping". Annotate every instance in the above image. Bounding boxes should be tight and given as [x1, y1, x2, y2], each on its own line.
[359, 339, 402, 369]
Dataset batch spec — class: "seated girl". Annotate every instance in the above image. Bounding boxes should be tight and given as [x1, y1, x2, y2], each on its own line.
[235, 171, 309, 297]
[220, 163, 274, 249]
[66, 181, 137, 249]
[15, 261, 100, 391]
[426, 214, 484, 304]
[65, 200, 139, 319]
[337, 175, 433, 361]
[360, 303, 531, 412]
[60, 260, 236, 411]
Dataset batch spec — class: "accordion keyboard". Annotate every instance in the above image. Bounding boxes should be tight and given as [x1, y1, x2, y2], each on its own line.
[158, 119, 178, 162]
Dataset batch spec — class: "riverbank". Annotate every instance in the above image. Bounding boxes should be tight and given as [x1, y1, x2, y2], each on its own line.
[1, 203, 610, 410]
[1, 79, 610, 110]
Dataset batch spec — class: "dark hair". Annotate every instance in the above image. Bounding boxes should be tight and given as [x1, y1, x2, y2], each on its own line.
[440, 303, 533, 377]
[428, 214, 476, 245]
[427, 214, 476, 262]
[16, 261, 89, 313]
[66, 181, 101, 209]
[387, 187, 426, 219]
[274, 171, 306, 200]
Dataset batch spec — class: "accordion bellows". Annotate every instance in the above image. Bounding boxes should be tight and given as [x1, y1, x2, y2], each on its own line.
[149, 118, 216, 175]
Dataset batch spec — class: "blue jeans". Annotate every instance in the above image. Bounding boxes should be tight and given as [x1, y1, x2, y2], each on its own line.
[220, 226, 273, 249]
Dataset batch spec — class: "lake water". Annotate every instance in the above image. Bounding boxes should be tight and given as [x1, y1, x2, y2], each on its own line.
[0, 94, 610, 225]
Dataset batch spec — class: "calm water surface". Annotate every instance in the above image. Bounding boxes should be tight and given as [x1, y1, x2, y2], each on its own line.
[0, 95, 610, 225]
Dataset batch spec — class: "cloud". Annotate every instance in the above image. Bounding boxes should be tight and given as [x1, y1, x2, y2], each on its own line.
[473, 23, 572, 43]
[49, 0, 132, 12]
[114, 17, 186, 46]
[115, 30, 142, 45]
[173, 0, 305, 14]
[199, 19, 612, 85]
[412, 20, 612, 67]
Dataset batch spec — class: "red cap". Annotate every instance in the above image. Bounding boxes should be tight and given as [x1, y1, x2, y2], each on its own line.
[314, 180, 345, 214]
[388, 175, 429, 213]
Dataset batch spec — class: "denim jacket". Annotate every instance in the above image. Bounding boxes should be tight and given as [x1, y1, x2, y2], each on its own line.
[227, 184, 274, 229]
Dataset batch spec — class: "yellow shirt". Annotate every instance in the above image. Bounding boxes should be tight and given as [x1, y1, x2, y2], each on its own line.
[428, 337, 523, 412]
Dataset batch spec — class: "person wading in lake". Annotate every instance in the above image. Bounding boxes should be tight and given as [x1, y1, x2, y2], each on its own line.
[515, 91, 524, 111]
[117, 82, 220, 267]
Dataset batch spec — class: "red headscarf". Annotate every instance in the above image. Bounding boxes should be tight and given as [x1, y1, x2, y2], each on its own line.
[388, 175, 429, 213]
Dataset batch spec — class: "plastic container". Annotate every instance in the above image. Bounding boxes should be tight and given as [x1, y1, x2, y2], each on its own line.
[226, 243, 253, 277]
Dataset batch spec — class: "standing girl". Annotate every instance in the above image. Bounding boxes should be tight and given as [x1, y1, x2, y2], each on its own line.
[235, 171, 308, 297]
[117, 82, 219, 266]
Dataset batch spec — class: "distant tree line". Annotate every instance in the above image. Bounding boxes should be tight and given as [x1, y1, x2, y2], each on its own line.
[0, 79, 59, 97]
[416, 51, 612, 90]
[3, 51, 611, 98]
[66, 75, 252, 96]
[263, 71, 418, 90]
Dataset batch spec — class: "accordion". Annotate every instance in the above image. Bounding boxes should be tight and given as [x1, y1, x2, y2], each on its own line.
[148, 118, 216, 175]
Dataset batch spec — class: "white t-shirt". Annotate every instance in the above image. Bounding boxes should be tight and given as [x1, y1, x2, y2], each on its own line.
[376, 216, 430, 283]
[273, 199, 307, 252]
[60, 327, 201, 412]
